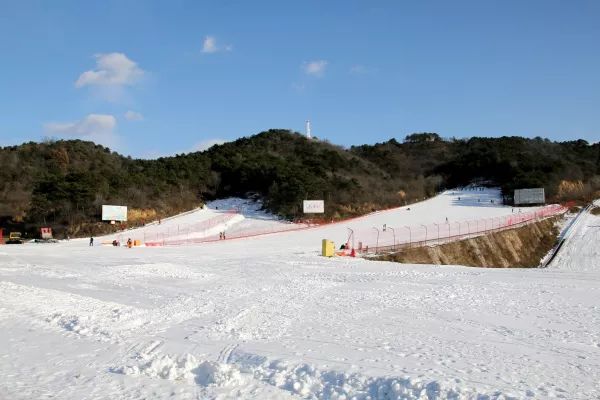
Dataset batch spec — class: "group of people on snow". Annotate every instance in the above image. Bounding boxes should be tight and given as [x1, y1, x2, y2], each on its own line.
[89, 237, 133, 247]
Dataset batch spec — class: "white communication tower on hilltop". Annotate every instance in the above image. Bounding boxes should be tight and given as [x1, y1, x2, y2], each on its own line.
[305, 120, 312, 139]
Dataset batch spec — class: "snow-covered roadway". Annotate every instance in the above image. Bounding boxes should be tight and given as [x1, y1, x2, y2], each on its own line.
[0, 192, 598, 399]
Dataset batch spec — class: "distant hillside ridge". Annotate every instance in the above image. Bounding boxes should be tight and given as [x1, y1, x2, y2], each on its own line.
[0, 130, 598, 237]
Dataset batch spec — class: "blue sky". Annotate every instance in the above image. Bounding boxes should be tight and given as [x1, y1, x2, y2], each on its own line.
[1, 0, 598, 157]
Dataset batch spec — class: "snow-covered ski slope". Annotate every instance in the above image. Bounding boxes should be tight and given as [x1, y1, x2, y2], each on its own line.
[109, 188, 545, 249]
[134, 198, 305, 245]
[1, 190, 598, 400]
[550, 200, 600, 272]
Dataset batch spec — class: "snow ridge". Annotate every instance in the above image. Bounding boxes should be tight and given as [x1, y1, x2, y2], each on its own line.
[116, 349, 511, 400]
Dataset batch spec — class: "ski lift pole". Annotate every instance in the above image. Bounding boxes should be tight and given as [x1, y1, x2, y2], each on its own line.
[388, 227, 396, 251]
[372, 227, 380, 253]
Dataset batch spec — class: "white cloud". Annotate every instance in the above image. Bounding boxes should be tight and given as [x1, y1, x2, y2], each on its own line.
[303, 60, 328, 77]
[349, 64, 378, 75]
[75, 53, 144, 88]
[202, 36, 232, 54]
[124, 110, 144, 121]
[44, 114, 119, 149]
[193, 138, 226, 152]
[202, 36, 218, 53]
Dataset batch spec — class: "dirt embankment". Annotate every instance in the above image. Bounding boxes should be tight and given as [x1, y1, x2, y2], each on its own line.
[379, 217, 560, 268]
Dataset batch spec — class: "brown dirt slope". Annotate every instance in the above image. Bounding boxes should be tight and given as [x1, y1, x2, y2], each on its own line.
[379, 217, 560, 268]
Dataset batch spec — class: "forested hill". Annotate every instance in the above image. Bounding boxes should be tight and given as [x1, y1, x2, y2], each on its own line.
[1, 130, 599, 237]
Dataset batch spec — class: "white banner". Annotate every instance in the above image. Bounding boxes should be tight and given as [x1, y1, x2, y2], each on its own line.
[102, 205, 128, 221]
[303, 200, 324, 214]
[514, 188, 545, 205]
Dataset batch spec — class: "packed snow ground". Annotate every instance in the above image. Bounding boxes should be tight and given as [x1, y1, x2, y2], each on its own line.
[1, 191, 599, 399]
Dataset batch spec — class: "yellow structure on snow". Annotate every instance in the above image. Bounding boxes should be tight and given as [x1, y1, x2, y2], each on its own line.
[321, 239, 335, 257]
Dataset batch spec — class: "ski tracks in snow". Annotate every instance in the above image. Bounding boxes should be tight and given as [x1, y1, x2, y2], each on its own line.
[217, 343, 239, 364]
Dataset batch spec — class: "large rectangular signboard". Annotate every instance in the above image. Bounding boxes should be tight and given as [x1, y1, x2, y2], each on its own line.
[102, 205, 128, 221]
[514, 188, 545, 205]
[303, 200, 325, 214]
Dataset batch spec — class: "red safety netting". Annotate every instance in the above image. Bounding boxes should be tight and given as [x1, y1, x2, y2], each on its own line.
[147, 222, 315, 246]
[142, 204, 566, 250]
[143, 210, 239, 246]
[349, 204, 566, 255]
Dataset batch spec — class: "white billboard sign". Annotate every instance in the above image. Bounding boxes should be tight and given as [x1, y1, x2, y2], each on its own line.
[514, 188, 545, 205]
[303, 200, 324, 214]
[102, 205, 128, 221]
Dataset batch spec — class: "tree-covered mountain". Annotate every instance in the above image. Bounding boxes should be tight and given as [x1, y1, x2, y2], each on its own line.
[352, 134, 600, 202]
[1, 129, 598, 237]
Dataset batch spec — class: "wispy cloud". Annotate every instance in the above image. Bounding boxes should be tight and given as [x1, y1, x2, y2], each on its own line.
[349, 64, 367, 75]
[124, 110, 144, 121]
[302, 60, 328, 77]
[202, 36, 218, 53]
[349, 64, 377, 75]
[140, 138, 228, 159]
[202, 36, 232, 54]
[291, 82, 307, 93]
[76, 53, 144, 88]
[44, 114, 119, 149]
[193, 138, 226, 152]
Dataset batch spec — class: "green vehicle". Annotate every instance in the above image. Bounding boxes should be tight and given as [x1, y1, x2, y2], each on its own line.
[7, 232, 23, 244]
